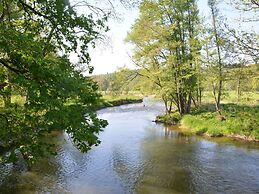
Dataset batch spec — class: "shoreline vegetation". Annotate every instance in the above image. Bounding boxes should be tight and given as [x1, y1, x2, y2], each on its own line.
[0, 94, 143, 110]
[155, 100, 259, 142]
[97, 93, 259, 143]
[1, 0, 258, 172]
[96, 95, 143, 110]
[0, 94, 143, 159]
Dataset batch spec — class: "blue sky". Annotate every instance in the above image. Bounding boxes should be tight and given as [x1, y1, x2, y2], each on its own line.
[74, 0, 258, 75]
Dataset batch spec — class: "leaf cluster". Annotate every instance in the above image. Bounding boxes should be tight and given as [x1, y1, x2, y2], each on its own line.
[0, 0, 109, 164]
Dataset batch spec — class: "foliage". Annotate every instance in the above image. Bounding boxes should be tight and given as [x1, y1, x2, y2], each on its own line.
[0, 0, 109, 165]
[92, 67, 157, 95]
[102, 94, 142, 102]
[126, 0, 201, 115]
[96, 95, 143, 109]
[156, 111, 182, 125]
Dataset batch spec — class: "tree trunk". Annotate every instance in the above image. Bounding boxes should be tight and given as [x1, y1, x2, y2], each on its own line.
[237, 77, 241, 102]
[168, 101, 173, 114]
[192, 96, 198, 108]
[211, 4, 223, 115]
[217, 79, 222, 110]
[177, 93, 192, 115]
[199, 89, 202, 105]
[186, 93, 192, 113]
[212, 81, 221, 115]
[162, 96, 169, 114]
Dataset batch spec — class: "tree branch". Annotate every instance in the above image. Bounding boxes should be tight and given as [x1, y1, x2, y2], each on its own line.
[18, 0, 52, 21]
[0, 58, 26, 75]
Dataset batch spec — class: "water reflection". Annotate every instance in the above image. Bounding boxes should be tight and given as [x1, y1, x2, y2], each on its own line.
[137, 124, 259, 194]
[0, 132, 70, 193]
[1, 100, 259, 194]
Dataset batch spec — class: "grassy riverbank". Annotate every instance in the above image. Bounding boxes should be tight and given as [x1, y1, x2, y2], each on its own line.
[156, 91, 259, 142]
[181, 104, 259, 141]
[96, 95, 143, 110]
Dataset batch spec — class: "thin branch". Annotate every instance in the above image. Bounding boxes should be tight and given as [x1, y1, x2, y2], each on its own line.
[18, 0, 52, 21]
[0, 58, 26, 75]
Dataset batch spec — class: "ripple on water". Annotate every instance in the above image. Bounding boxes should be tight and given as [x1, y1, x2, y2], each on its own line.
[1, 100, 259, 194]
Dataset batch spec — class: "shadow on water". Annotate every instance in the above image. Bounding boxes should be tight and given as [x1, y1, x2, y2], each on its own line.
[0, 131, 70, 193]
[1, 98, 259, 194]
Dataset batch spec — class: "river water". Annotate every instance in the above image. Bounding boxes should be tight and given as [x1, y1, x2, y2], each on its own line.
[1, 99, 259, 194]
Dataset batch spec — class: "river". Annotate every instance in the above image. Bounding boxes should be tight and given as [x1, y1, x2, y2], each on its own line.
[1, 98, 259, 193]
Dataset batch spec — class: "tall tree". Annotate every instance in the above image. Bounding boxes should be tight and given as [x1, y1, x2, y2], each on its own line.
[207, 0, 224, 114]
[0, 0, 108, 165]
[127, 0, 201, 115]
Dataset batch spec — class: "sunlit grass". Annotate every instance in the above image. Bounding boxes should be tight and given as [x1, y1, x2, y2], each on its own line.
[181, 104, 259, 140]
[202, 91, 259, 105]
[102, 94, 142, 102]
[157, 91, 259, 140]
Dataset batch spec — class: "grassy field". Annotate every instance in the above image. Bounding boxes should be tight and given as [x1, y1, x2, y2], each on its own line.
[202, 91, 259, 105]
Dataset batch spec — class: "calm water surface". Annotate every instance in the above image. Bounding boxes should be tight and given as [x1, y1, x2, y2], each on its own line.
[1, 99, 259, 194]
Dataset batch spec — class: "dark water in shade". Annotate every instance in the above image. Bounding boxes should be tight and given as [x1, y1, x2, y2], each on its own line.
[1, 98, 259, 194]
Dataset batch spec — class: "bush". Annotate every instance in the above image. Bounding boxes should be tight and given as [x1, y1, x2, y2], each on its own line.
[156, 112, 182, 125]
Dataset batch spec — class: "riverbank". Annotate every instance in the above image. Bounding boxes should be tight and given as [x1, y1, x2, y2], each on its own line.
[96, 95, 143, 110]
[2, 99, 259, 194]
[156, 103, 259, 142]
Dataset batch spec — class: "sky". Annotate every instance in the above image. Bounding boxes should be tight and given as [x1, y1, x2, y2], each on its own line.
[87, 3, 139, 75]
[73, 0, 258, 75]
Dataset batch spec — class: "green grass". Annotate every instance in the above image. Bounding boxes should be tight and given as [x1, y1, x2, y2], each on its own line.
[95, 94, 143, 110]
[202, 91, 259, 105]
[181, 104, 259, 140]
[155, 112, 182, 125]
[102, 94, 142, 102]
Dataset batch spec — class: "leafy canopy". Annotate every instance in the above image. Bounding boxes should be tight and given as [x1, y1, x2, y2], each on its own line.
[0, 0, 108, 164]
[126, 0, 201, 114]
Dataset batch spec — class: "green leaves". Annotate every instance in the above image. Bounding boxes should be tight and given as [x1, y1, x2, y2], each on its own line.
[127, 0, 201, 114]
[0, 0, 108, 164]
